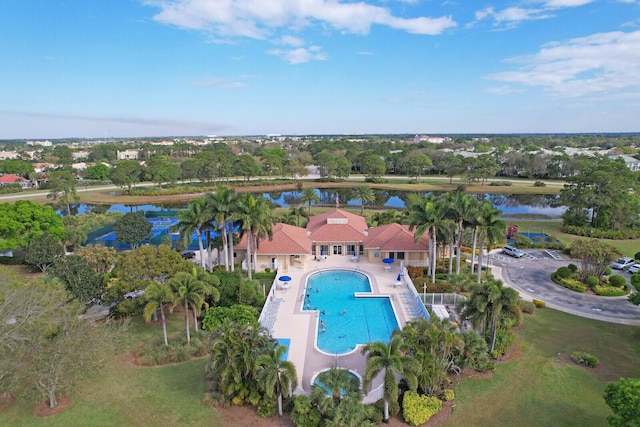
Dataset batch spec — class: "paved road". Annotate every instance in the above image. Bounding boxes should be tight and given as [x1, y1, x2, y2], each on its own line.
[491, 249, 640, 326]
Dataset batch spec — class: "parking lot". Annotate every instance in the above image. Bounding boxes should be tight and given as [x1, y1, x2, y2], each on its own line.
[490, 249, 640, 326]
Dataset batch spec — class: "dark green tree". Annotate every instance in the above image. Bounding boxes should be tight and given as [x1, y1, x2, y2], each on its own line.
[113, 212, 152, 248]
[0, 200, 66, 251]
[85, 162, 111, 180]
[25, 233, 64, 273]
[360, 154, 386, 181]
[111, 160, 142, 194]
[46, 168, 79, 216]
[49, 255, 103, 305]
[145, 154, 180, 189]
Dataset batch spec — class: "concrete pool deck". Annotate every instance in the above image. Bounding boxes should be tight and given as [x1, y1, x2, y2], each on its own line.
[267, 256, 422, 401]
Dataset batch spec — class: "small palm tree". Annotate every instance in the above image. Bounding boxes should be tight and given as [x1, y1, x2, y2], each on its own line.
[255, 345, 298, 417]
[361, 336, 418, 423]
[172, 197, 208, 269]
[300, 187, 320, 217]
[168, 271, 208, 343]
[143, 282, 176, 346]
[353, 184, 375, 215]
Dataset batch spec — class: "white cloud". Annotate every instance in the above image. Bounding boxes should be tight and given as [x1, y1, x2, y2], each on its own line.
[277, 35, 305, 47]
[144, 0, 456, 38]
[472, 0, 594, 29]
[489, 30, 640, 98]
[267, 46, 328, 64]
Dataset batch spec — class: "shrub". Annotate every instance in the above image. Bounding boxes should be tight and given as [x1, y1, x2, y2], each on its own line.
[555, 266, 572, 279]
[533, 299, 546, 308]
[629, 292, 640, 305]
[594, 285, 628, 297]
[570, 351, 599, 368]
[604, 268, 612, 276]
[290, 395, 322, 427]
[442, 389, 455, 402]
[402, 391, 442, 426]
[519, 300, 536, 314]
[489, 180, 512, 186]
[586, 276, 600, 288]
[513, 234, 532, 248]
[490, 330, 516, 359]
[567, 263, 578, 273]
[608, 274, 627, 288]
[631, 273, 640, 287]
[256, 400, 276, 418]
[534, 181, 546, 187]
[559, 278, 587, 293]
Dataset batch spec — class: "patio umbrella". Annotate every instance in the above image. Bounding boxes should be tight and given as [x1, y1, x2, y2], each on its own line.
[279, 276, 292, 282]
[382, 258, 394, 264]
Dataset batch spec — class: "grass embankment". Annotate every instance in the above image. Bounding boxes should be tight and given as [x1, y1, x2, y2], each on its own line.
[446, 309, 640, 427]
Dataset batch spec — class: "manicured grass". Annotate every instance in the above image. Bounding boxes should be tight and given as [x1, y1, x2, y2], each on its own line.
[446, 309, 640, 427]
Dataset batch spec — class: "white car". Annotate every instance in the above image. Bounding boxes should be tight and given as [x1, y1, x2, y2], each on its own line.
[612, 257, 635, 270]
[628, 263, 640, 274]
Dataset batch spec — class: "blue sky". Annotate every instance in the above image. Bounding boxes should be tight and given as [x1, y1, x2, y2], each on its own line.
[1, 0, 639, 139]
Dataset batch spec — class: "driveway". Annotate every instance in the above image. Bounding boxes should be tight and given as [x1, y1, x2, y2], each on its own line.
[490, 249, 640, 326]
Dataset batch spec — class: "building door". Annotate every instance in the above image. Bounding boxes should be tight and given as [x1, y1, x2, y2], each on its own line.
[333, 245, 342, 255]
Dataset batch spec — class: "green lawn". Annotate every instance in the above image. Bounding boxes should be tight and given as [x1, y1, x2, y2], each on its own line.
[446, 309, 640, 427]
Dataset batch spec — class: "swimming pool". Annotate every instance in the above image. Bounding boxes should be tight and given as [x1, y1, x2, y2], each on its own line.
[303, 270, 399, 355]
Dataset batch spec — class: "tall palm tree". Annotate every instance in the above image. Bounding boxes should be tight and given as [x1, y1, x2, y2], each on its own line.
[255, 345, 298, 417]
[143, 282, 176, 346]
[168, 271, 208, 343]
[407, 194, 449, 283]
[475, 202, 505, 283]
[172, 197, 208, 269]
[236, 194, 273, 280]
[205, 186, 237, 271]
[300, 187, 320, 217]
[442, 190, 478, 274]
[361, 336, 419, 423]
[353, 184, 375, 215]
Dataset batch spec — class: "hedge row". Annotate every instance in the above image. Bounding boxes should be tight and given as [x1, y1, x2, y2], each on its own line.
[551, 272, 586, 292]
[562, 225, 640, 240]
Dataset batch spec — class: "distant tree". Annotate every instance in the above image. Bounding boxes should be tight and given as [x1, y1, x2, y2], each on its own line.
[113, 212, 152, 248]
[407, 153, 432, 183]
[0, 200, 65, 251]
[145, 154, 180, 189]
[300, 187, 320, 217]
[180, 158, 199, 182]
[25, 233, 64, 273]
[259, 148, 286, 179]
[570, 239, 621, 279]
[87, 143, 119, 163]
[85, 162, 111, 181]
[49, 255, 103, 305]
[0, 159, 35, 177]
[111, 160, 142, 194]
[52, 145, 74, 166]
[233, 154, 261, 181]
[441, 153, 464, 184]
[353, 184, 375, 215]
[604, 378, 640, 427]
[360, 154, 386, 181]
[334, 157, 352, 179]
[46, 168, 79, 216]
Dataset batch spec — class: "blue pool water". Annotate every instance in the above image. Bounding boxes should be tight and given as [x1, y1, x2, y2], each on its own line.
[303, 270, 398, 354]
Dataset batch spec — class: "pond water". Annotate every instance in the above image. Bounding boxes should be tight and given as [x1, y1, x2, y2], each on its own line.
[70, 189, 565, 219]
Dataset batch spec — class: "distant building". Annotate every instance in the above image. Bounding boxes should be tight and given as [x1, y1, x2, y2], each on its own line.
[0, 151, 20, 160]
[0, 174, 31, 189]
[117, 149, 140, 160]
[413, 135, 450, 144]
[26, 140, 52, 147]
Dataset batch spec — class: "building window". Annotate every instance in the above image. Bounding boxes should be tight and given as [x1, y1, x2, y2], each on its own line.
[347, 245, 356, 255]
[320, 245, 329, 256]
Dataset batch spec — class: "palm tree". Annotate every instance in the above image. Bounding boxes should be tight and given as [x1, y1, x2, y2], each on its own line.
[255, 345, 298, 417]
[442, 190, 478, 274]
[459, 279, 520, 354]
[172, 197, 208, 269]
[361, 336, 418, 423]
[353, 184, 375, 215]
[168, 271, 208, 343]
[407, 194, 449, 283]
[369, 209, 406, 226]
[475, 202, 505, 283]
[192, 268, 220, 332]
[205, 186, 237, 271]
[289, 205, 308, 227]
[143, 282, 176, 346]
[236, 194, 274, 280]
[300, 187, 320, 217]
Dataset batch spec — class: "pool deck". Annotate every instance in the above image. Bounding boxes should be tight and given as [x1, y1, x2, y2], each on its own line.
[267, 256, 420, 401]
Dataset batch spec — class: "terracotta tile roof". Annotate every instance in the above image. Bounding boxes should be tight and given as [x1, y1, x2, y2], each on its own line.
[364, 223, 429, 251]
[0, 174, 25, 184]
[236, 223, 312, 255]
[306, 209, 367, 242]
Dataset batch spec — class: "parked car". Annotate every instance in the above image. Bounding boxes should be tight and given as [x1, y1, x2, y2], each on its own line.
[628, 263, 640, 274]
[180, 250, 196, 259]
[502, 245, 525, 258]
[611, 257, 635, 270]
